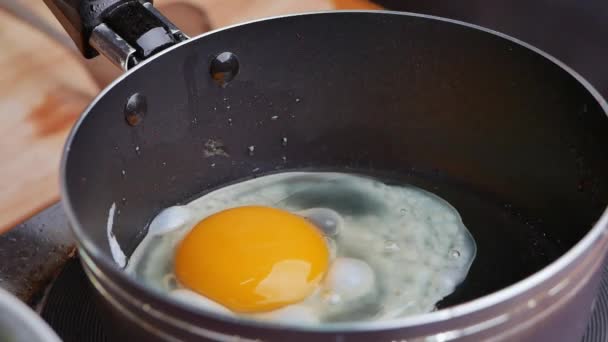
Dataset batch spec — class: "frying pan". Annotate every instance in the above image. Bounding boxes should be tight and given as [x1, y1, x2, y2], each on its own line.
[44, 0, 608, 341]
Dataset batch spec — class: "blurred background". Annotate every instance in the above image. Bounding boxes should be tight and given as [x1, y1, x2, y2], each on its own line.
[1, 0, 606, 232]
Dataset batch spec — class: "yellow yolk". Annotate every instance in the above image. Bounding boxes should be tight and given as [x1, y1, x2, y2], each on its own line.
[174, 206, 330, 313]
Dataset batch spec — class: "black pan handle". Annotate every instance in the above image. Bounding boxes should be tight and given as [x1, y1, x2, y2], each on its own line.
[44, 0, 187, 69]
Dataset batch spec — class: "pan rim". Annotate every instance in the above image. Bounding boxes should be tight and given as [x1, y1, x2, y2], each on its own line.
[60, 10, 608, 334]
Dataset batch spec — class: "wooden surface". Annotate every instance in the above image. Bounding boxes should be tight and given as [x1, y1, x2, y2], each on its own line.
[0, 0, 381, 232]
[0, 5, 99, 232]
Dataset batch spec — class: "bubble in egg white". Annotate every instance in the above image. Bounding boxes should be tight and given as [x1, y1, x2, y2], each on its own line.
[148, 206, 193, 236]
[322, 257, 375, 303]
[297, 208, 342, 237]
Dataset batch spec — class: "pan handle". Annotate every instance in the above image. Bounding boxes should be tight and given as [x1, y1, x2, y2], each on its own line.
[43, 0, 187, 70]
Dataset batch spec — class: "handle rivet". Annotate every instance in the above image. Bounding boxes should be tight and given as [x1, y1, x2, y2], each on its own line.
[210, 52, 239, 87]
[124, 93, 147, 126]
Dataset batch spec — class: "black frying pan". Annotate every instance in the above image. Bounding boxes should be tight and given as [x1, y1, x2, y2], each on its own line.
[44, 1, 608, 341]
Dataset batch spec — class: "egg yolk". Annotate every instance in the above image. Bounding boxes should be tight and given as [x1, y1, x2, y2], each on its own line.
[174, 206, 330, 313]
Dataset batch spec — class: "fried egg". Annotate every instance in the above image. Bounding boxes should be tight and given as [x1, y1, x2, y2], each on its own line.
[125, 172, 476, 324]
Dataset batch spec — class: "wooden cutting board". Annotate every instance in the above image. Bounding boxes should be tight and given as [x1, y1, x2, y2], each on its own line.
[0, 0, 381, 233]
[0, 6, 99, 233]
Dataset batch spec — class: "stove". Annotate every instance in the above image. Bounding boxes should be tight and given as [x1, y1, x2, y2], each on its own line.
[0, 203, 607, 341]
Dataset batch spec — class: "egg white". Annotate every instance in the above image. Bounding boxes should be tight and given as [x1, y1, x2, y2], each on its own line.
[125, 172, 476, 324]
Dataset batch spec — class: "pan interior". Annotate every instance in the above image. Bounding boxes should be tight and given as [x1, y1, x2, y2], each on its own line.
[63, 12, 608, 310]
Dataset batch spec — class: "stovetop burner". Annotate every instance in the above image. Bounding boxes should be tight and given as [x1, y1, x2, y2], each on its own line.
[584, 263, 608, 342]
[2, 204, 608, 341]
[41, 258, 107, 342]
